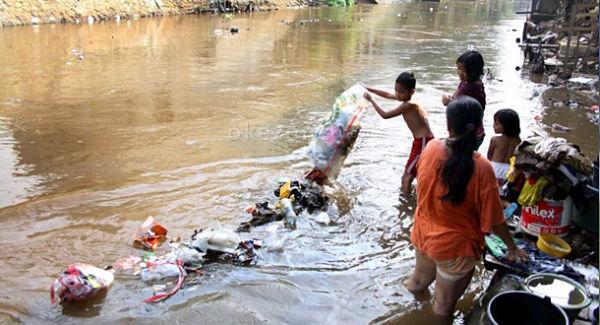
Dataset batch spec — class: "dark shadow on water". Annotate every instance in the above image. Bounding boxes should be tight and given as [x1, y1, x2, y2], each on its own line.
[372, 302, 468, 325]
[59, 290, 108, 318]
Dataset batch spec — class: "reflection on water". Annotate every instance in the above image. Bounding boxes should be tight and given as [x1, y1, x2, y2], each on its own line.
[0, 117, 45, 207]
[0, 1, 596, 323]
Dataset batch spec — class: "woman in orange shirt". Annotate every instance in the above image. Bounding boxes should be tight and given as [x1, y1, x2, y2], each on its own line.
[404, 96, 527, 323]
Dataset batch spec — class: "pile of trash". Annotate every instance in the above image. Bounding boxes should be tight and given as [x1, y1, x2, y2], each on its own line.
[237, 83, 368, 232]
[51, 217, 263, 307]
[519, 1, 599, 78]
[502, 136, 596, 237]
[237, 177, 330, 232]
[51, 84, 367, 310]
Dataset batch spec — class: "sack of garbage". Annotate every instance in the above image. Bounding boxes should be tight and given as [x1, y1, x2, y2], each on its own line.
[50, 263, 114, 304]
[306, 84, 368, 183]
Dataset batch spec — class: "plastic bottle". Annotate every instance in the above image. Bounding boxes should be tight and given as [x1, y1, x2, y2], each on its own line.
[280, 198, 297, 230]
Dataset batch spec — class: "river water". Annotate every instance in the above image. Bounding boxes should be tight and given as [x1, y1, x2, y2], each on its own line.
[0, 1, 597, 324]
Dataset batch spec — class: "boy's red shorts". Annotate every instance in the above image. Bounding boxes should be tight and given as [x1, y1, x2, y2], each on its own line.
[405, 136, 434, 176]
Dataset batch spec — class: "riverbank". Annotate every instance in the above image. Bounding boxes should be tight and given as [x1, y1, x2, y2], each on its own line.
[0, 0, 286, 27]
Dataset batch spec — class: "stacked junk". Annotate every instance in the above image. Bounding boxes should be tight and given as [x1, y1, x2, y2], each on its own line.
[483, 135, 599, 324]
[517, 0, 599, 124]
[50, 84, 369, 309]
[518, 0, 598, 79]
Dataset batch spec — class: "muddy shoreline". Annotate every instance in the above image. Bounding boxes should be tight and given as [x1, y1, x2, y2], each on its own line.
[0, 0, 400, 28]
[0, 0, 285, 28]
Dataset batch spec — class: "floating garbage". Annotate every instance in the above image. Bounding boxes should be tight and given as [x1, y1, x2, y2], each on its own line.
[190, 228, 241, 254]
[279, 198, 297, 230]
[237, 201, 284, 232]
[164, 244, 205, 268]
[238, 178, 329, 232]
[50, 264, 114, 304]
[314, 211, 331, 225]
[140, 260, 185, 283]
[133, 216, 168, 251]
[306, 83, 369, 184]
[114, 255, 142, 270]
[141, 259, 186, 303]
[551, 123, 572, 132]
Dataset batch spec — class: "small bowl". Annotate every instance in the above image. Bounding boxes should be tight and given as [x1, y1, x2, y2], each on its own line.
[537, 233, 571, 258]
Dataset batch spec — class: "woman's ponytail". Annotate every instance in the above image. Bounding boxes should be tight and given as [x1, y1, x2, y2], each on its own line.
[441, 97, 483, 205]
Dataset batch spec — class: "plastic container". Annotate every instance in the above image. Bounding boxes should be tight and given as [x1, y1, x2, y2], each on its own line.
[520, 197, 573, 237]
[487, 291, 568, 325]
[524, 273, 592, 322]
[536, 233, 571, 257]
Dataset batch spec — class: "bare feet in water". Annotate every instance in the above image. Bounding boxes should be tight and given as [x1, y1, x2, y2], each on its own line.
[403, 278, 431, 301]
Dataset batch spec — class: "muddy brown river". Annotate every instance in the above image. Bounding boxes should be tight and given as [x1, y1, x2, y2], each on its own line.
[0, 1, 597, 324]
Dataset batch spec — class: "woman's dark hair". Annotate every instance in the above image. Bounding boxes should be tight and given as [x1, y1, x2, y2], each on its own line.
[442, 96, 483, 205]
[456, 50, 485, 82]
[493, 109, 521, 138]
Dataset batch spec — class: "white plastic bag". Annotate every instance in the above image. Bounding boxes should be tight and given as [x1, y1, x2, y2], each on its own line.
[306, 84, 369, 180]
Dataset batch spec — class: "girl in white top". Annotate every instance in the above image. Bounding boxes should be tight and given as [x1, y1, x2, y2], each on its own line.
[487, 109, 521, 185]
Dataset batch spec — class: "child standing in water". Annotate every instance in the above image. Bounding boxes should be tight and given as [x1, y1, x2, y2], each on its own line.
[487, 109, 521, 185]
[442, 50, 486, 148]
[363, 72, 435, 194]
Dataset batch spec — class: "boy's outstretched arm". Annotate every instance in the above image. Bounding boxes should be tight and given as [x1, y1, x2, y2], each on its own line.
[363, 85, 398, 100]
[364, 92, 407, 119]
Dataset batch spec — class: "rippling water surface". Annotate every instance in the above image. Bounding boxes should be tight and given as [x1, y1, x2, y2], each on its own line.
[1, 1, 595, 323]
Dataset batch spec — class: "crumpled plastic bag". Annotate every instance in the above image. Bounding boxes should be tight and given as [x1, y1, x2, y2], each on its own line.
[518, 176, 550, 206]
[164, 244, 205, 268]
[306, 84, 369, 181]
[506, 156, 518, 183]
[133, 216, 167, 251]
[140, 262, 186, 282]
[139, 259, 186, 303]
[190, 228, 241, 254]
[50, 263, 114, 304]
